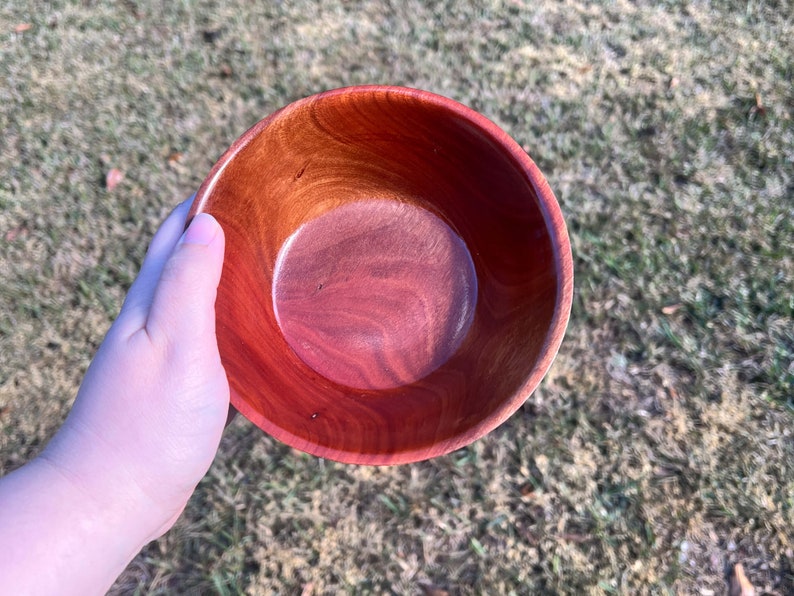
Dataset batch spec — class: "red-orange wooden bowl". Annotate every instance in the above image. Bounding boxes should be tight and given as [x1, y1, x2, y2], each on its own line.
[189, 86, 573, 464]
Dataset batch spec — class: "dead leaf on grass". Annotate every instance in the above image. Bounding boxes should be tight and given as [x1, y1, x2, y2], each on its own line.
[5, 225, 29, 242]
[167, 152, 183, 164]
[105, 168, 124, 191]
[728, 563, 755, 596]
[662, 303, 683, 315]
[752, 92, 766, 117]
[14, 23, 32, 33]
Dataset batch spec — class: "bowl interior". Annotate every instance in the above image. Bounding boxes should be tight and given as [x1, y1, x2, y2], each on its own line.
[190, 86, 572, 464]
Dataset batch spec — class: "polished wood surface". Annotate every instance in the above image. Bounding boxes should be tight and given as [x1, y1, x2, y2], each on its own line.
[272, 199, 477, 391]
[189, 86, 573, 464]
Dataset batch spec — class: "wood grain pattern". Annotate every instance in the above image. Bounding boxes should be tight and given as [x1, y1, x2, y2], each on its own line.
[272, 199, 477, 390]
[189, 86, 573, 464]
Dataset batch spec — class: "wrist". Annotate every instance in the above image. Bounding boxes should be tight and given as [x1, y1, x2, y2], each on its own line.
[0, 447, 165, 595]
[40, 415, 180, 547]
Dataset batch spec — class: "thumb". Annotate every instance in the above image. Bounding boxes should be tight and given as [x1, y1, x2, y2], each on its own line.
[145, 213, 225, 345]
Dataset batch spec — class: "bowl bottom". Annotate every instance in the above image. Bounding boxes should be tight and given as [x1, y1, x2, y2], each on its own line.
[272, 199, 478, 390]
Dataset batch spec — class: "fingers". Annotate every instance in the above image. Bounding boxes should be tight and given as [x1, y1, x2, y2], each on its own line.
[143, 213, 225, 348]
[117, 198, 194, 334]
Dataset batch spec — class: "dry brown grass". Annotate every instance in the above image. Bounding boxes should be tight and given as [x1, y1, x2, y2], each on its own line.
[1, 0, 792, 593]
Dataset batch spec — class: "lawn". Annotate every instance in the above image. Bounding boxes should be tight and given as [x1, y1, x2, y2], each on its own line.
[1, 0, 792, 593]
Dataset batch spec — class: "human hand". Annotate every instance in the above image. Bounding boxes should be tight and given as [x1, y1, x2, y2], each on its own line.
[0, 199, 229, 595]
[44, 198, 230, 535]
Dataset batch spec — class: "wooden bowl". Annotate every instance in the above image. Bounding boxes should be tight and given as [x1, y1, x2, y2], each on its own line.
[189, 86, 573, 464]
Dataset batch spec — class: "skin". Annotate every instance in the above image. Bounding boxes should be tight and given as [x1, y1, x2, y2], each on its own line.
[0, 199, 229, 595]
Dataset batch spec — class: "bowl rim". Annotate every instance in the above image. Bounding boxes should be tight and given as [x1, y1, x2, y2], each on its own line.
[191, 85, 574, 465]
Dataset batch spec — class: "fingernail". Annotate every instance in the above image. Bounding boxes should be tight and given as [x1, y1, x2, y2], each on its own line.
[181, 213, 219, 246]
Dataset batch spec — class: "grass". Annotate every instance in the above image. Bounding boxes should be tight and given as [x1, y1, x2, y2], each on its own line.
[1, 0, 793, 593]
